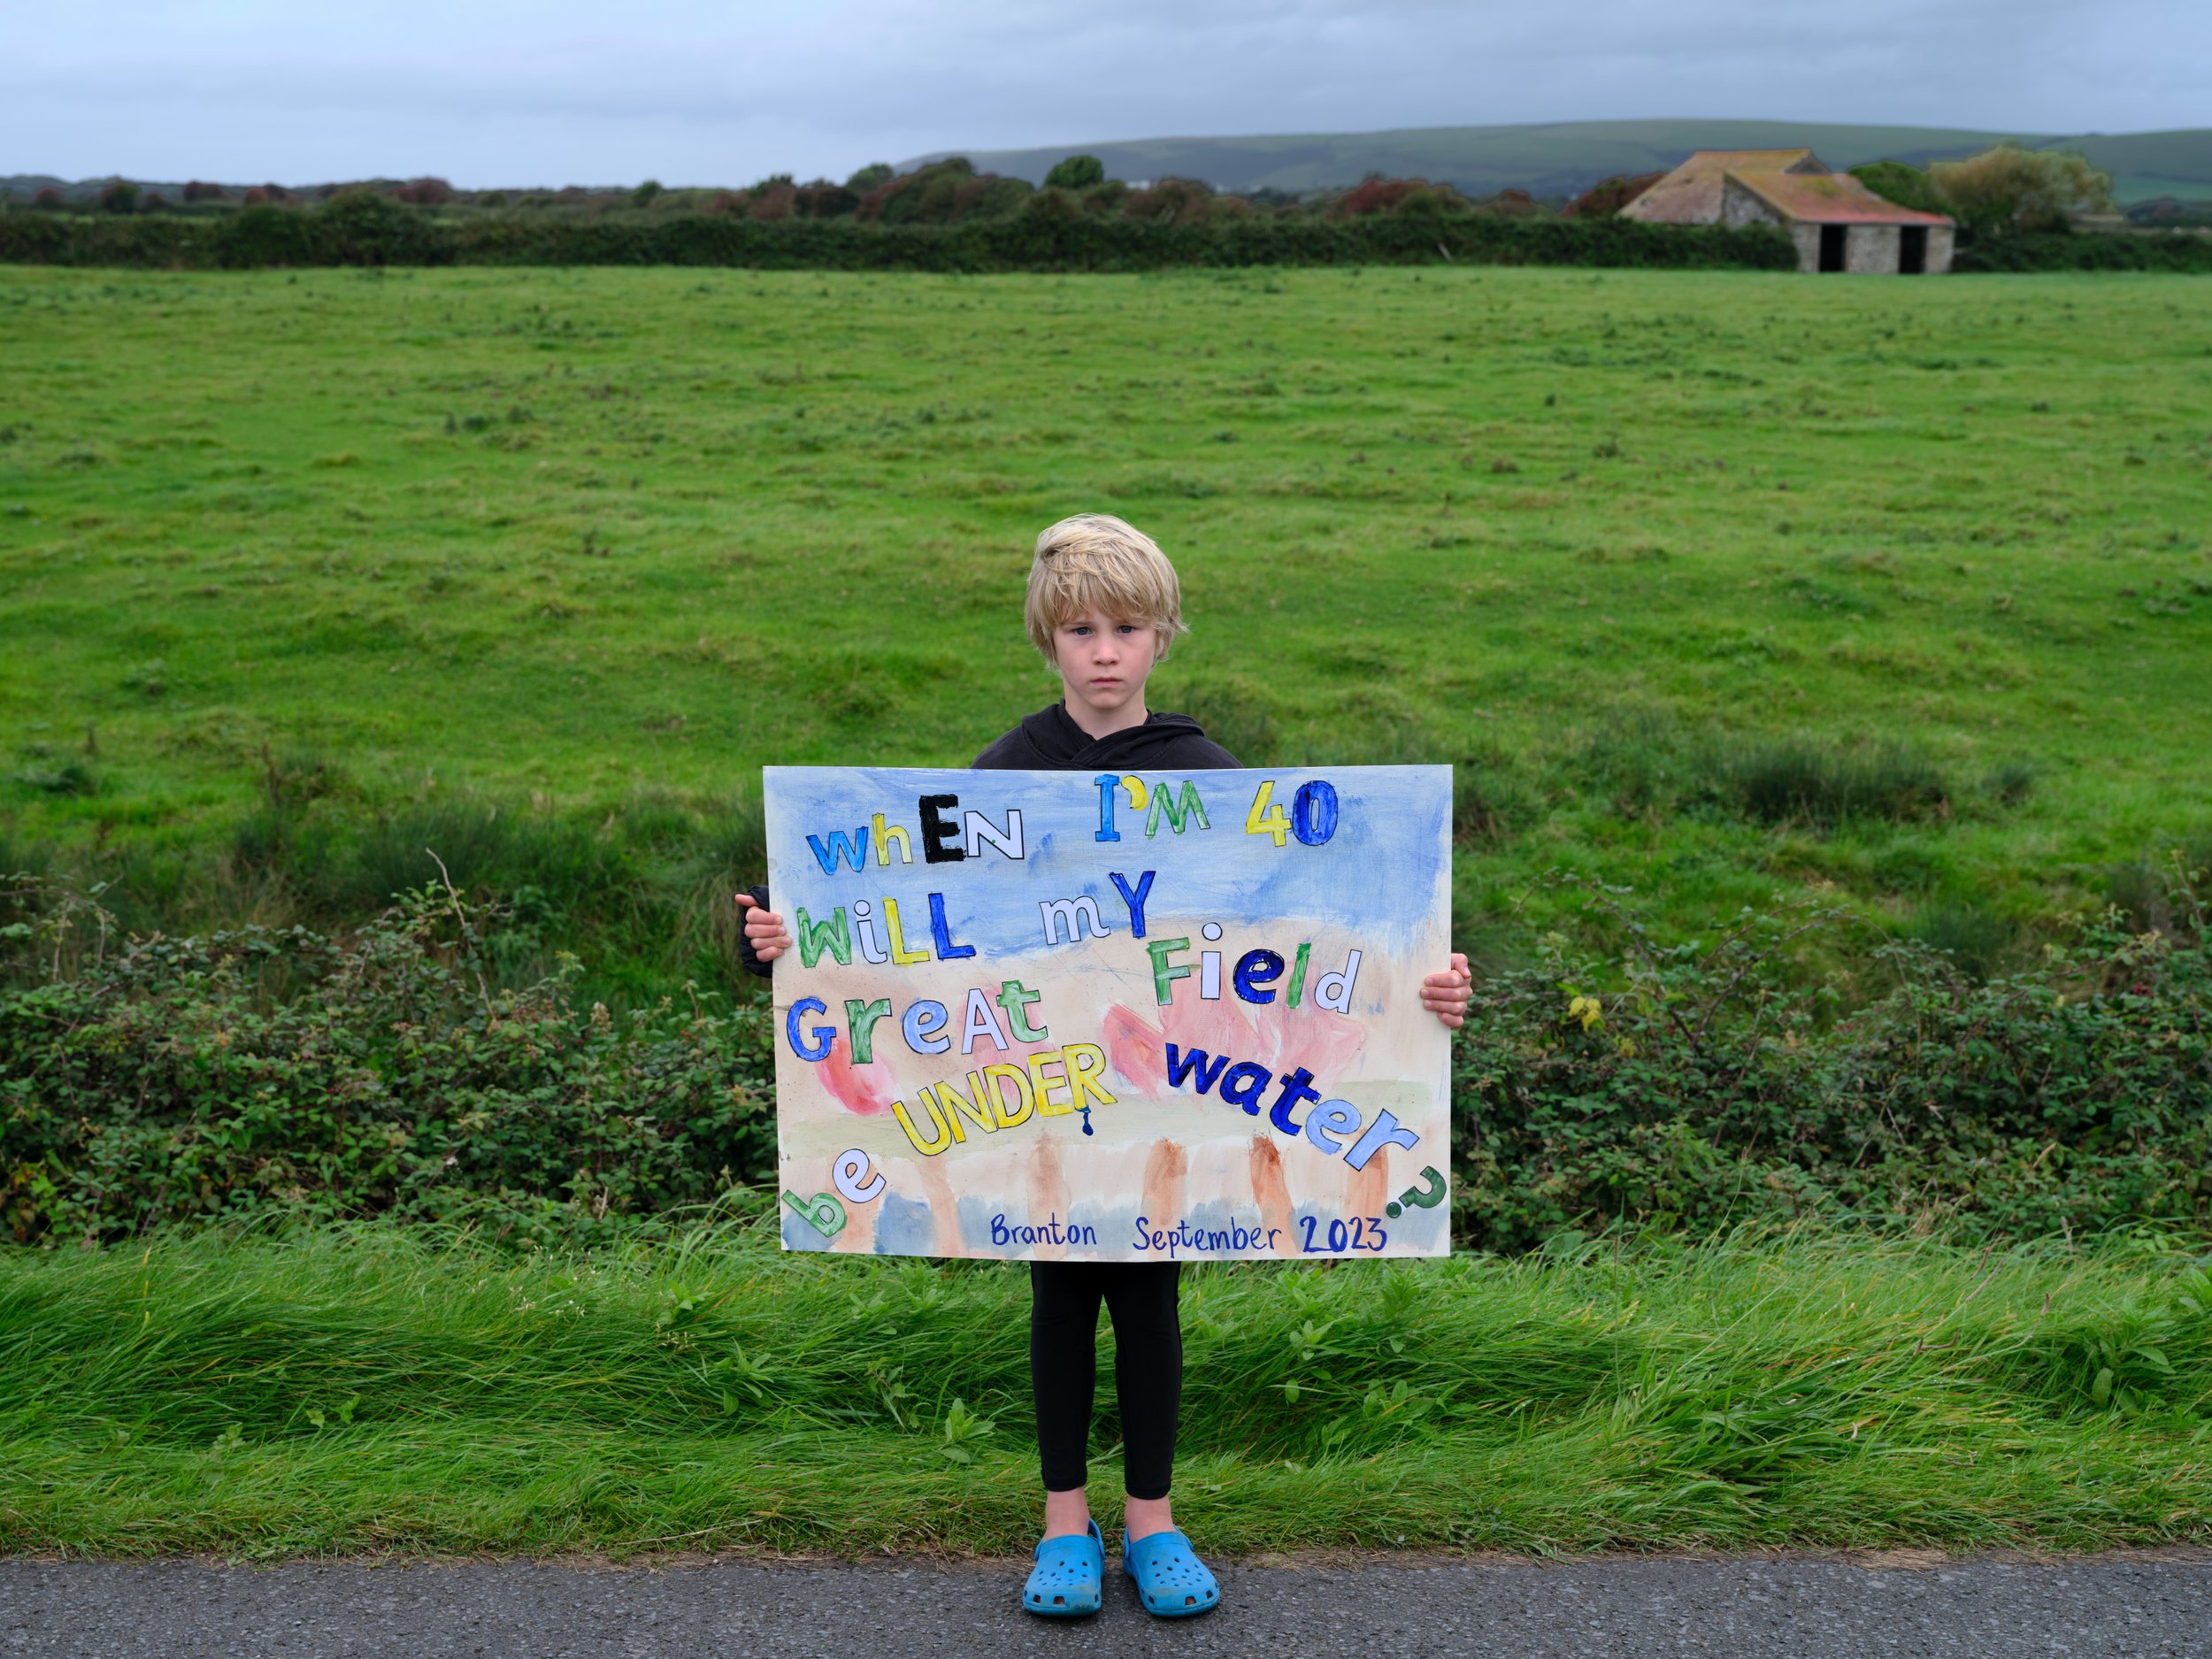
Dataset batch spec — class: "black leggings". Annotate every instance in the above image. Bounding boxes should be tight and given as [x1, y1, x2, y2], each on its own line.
[1030, 1261, 1182, 1500]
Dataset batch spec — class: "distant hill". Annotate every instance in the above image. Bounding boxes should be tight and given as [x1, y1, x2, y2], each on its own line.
[1, 174, 257, 204]
[11, 122, 2207, 210]
[907, 119, 2212, 204]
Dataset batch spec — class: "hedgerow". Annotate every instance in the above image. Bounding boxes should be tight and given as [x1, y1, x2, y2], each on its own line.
[9, 194, 2209, 274]
[1456, 879, 2212, 1251]
[1952, 232, 2212, 273]
[1, 882, 775, 1248]
[4, 869, 2206, 1251]
[0, 201, 1798, 272]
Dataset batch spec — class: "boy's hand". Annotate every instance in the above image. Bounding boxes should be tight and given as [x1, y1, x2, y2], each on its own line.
[1421, 953, 1472, 1030]
[734, 893, 794, 964]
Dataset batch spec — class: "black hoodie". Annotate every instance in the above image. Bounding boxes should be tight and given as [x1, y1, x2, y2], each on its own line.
[738, 703, 1239, 976]
[969, 701, 1240, 774]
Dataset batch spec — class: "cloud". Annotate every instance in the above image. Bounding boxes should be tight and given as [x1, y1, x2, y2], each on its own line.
[2, 0, 2200, 187]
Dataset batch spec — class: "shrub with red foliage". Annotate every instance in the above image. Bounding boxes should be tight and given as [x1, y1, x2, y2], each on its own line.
[859, 157, 989, 225]
[242, 187, 270, 206]
[143, 191, 171, 211]
[705, 190, 745, 217]
[1123, 176, 1214, 226]
[32, 187, 65, 209]
[1333, 174, 1409, 217]
[391, 177, 457, 205]
[1565, 172, 1662, 219]
[1479, 188, 1540, 219]
[842, 165, 1029, 224]
[749, 183, 796, 222]
[260, 183, 292, 203]
[182, 180, 227, 203]
[98, 180, 141, 213]
[794, 181, 860, 219]
[1330, 175, 1470, 219]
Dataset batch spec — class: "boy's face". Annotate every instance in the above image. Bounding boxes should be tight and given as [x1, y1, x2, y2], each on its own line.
[1052, 608, 1161, 726]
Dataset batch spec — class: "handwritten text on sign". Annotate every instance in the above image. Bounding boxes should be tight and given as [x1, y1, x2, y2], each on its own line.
[766, 764, 1452, 1261]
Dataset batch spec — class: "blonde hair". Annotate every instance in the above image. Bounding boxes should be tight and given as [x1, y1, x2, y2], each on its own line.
[1025, 513, 1188, 664]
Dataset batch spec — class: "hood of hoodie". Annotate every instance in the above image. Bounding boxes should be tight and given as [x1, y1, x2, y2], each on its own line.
[973, 703, 1237, 772]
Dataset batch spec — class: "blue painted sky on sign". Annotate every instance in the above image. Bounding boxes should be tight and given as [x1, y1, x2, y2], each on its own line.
[764, 764, 1450, 961]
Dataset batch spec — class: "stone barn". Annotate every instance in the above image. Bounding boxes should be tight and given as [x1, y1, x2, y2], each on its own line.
[1621, 150, 1955, 274]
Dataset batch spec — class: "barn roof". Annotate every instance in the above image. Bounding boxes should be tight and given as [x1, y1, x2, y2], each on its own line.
[1621, 150, 1819, 223]
[1622, 149, 1953, 227]
[1730, 169, 1953, 227]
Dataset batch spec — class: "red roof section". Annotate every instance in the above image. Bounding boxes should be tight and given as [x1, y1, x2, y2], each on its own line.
[1620, 150, 1816, 224]
[1622, 149, 1952, 227]
[1731, 170, 1953, 227]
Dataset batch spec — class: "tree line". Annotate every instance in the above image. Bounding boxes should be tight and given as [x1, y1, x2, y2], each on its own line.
[4, 147, 2205, 273]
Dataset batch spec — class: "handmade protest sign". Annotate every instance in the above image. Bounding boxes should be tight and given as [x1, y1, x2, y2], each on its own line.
[765, 764, 1452, 1261]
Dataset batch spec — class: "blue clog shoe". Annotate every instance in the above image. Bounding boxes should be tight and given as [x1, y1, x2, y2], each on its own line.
[1123, 1527, 1219, 1617]
[1023, 1518, 1104, 1617]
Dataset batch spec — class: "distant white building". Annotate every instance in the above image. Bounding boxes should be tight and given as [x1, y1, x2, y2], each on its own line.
[1622, 149, 1955, 274]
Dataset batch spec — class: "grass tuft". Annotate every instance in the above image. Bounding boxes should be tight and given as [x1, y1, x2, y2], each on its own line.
[1903, 898, 2026, 980]
[1720, 739, 1949, 829]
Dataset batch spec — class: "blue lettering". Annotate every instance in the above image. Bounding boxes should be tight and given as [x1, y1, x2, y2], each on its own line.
[1094, 773, 1122, 842]
[806, 826, 871, 874]
[926, 891, 976, 960]
[1217, 1061, 1274, 1114]
[1344, 1108, 1421, 1171]
[901, 999, 950, 1056]
[1233, 948, 1286, 1005]
[1268, 1067, 1320, 1135]
[786, 997, 834, 1062]
[1164, 1043, 1231, 1094]
[1109, 869, 1156, 938]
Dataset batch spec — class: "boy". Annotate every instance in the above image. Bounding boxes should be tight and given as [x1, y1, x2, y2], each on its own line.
[738, 513, 1471, 1617]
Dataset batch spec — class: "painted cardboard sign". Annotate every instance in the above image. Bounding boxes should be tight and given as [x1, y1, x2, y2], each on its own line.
[765, 764, 1452, 1261]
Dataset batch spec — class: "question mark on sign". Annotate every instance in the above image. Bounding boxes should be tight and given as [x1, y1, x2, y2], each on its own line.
[781, 1189, 847, 1240]
[1384, 1165, 1448, 1220]
[832, 1148, 886, 1205]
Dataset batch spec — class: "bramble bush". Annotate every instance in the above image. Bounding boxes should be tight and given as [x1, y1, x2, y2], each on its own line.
[1456, 875, 2212, 1250]
[4, 863, 2207, 1253]
[1, 881, 775, 1249]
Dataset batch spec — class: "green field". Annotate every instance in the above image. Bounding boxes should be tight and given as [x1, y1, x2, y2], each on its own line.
[3, 1221, 2207, 1556]
[5, 264, 2212, 1563]
[4, 264, 2209, 985]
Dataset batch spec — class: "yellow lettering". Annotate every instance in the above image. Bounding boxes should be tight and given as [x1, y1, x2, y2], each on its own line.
[892, 1093, 956, 1156]
[872, 814, 913, 865]
[1028, 1053, 1072, 1116]
[881, 896, 930, 965]
[983, 1062, 1036, 1127]
[1064, 1043, 1116, 1110]
[932, 1075, 997, 1137]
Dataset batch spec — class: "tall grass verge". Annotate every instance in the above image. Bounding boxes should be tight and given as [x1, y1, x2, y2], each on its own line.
[1, 1221, 2206, 1556]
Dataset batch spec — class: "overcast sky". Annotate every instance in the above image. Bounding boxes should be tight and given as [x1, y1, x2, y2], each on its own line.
[5, 0, 2202, 188]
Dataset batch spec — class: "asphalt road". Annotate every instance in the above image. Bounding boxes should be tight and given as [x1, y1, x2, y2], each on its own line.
[5, 1552, 2209, 1658]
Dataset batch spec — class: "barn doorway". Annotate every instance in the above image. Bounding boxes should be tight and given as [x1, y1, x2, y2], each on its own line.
[1900, 226, 1929, 274]
[1817, 225, 1847, 273]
